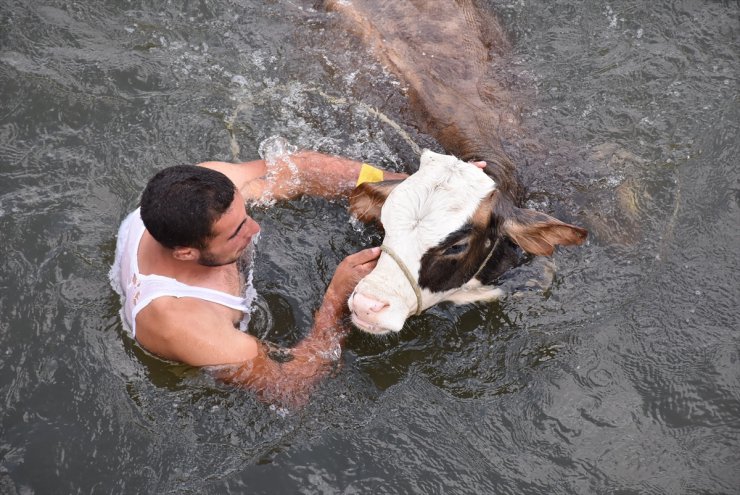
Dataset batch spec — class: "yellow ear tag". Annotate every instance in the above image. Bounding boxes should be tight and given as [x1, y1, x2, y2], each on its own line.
[356, 163, 384, 186]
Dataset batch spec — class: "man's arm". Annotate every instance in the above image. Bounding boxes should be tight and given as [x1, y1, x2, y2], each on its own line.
[209, 247, 381, 407]
[136, 247, 380, 406]
[199, 150, 407, 202]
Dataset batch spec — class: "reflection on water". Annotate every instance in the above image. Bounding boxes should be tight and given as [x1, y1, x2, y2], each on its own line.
[0, 0, 738, 493]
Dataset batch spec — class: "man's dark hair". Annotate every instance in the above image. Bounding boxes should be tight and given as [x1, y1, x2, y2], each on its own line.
[140, 165, 236, 249]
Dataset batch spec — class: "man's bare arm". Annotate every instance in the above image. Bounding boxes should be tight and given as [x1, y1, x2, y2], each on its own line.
[208, 247, 381, 407]
[210, 287, 348, 407]
[199, 151, 406, 202]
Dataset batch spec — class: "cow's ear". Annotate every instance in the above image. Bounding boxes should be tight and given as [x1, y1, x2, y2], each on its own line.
[491, 193, 587, 256]
[503, 208, 588, 256]
[349, 179, 404, 224]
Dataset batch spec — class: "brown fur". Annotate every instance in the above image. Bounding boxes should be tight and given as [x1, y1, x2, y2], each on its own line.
[349, 174, 587, 285]
[348, 180, 404, 223]
[336, 0, 588, 293]
[491, 192, 588, 257]
[325, 0, 525, 201]
[418, 195, 497, 291]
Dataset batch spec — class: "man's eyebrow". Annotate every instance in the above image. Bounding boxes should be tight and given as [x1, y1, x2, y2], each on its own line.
[228, 218, 247, 240]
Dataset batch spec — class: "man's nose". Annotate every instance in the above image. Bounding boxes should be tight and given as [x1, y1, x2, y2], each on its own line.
[248, 217, 261, 235]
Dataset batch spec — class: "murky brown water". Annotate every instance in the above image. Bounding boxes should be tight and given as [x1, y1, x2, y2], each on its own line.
[1, 0, 738, 493]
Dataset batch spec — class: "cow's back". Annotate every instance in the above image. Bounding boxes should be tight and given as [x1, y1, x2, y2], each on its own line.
[325, 0, 523, 199]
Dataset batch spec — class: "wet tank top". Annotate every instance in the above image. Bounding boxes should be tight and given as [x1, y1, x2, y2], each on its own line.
[109, 208, 257, 337]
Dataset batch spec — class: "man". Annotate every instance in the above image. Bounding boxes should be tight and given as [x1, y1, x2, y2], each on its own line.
[110, 149, 406, 405]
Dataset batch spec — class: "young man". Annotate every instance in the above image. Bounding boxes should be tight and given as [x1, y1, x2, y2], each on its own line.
[110, 150, 406, 405]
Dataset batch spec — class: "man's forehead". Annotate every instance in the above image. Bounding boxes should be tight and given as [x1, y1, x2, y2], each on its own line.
[213, 200, 247, 234]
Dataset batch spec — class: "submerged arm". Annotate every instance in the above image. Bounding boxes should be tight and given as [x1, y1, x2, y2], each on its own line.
[211, 285, 348, 407]
[210, 247, 380, 407]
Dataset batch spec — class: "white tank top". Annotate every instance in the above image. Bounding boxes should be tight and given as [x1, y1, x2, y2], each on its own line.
[109, 208, 256, 337]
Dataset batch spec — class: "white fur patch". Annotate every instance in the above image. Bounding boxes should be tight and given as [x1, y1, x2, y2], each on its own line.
[349, 150, 498, 333]
[378, 150, 496, 286]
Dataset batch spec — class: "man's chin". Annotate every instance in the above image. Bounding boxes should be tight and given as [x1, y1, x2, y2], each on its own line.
[197, 255, 236, 267]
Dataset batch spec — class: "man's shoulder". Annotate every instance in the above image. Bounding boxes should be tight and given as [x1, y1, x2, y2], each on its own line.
[198, 160, 267, 200]
[136, 296, 218, 335]
[141, 295, 220, 320]
[135, 294, 259, 365]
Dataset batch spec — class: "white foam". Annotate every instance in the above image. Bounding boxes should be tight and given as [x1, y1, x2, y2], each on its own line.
[254, 136, 301, 205]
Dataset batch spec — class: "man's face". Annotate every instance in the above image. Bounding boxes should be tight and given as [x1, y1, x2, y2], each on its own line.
[198, 191, 260, 267]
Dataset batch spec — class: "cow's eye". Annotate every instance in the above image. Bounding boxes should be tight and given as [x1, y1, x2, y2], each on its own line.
[443, 243, 468, 256]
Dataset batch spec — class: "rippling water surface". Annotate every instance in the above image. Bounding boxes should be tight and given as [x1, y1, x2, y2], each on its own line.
[0, 0, 738, 493]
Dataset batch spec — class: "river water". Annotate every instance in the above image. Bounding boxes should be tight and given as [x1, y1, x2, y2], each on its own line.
[0, 0, 738, 493]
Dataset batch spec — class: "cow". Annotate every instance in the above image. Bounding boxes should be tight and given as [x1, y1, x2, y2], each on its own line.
[347, 149, 587, 334]
[323, 0, 588, 333]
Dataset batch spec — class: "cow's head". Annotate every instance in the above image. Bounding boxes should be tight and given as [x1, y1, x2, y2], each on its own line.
[348, 149, 587, 334]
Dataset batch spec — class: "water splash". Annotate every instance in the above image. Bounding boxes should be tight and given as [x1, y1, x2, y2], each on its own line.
[255, 135, 301, 205]
[237, 231, 261, 331]
[318, 340, 342, 362]
[348, 215, 366, 233]
[258, 135, 298, 166]
[605, 5, 620, 29]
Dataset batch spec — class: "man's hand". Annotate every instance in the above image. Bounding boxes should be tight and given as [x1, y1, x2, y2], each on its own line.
[327, 247, 381, 302]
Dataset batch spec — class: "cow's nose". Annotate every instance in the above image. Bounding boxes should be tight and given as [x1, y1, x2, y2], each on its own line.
[351, 292, 389, 316]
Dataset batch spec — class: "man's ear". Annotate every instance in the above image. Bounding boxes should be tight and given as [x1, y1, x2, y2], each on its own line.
[172, 246, 199, 261]
[492, 193, 588, 256]
[349, 179, 404, 224]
